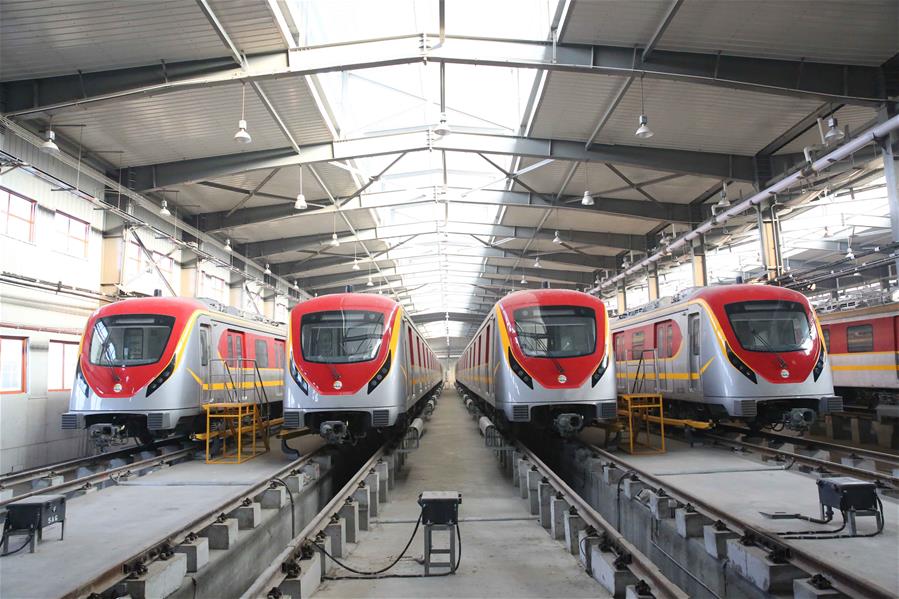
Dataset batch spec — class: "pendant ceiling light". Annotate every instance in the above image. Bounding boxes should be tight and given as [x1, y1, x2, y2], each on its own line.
[634, 76, 654, 139]
[294, 165, 307, 209]
[234, 84, 252, 144]
[581, 163, 594, 206]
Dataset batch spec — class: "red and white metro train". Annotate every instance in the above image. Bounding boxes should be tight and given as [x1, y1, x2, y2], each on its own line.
[62, 297, 286, 444]
[282, 293, 443, 444]
[818, 302, 899, 421]
[456, 289, 617, 436]
[611, 284, 842, 430]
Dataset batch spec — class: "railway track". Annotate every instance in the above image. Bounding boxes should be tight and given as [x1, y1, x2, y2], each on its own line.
[711, 425, 899, 488]
[0, 436, 191, 495]
[582, 441, 895, 599]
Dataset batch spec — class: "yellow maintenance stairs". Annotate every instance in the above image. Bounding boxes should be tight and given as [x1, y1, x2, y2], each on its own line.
[196, 358, 281, 463]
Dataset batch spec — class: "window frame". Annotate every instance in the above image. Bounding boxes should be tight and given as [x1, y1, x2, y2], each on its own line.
[0, 187, 37, 243]
[0, 336, 28, 394]
[254, 338, 270, 368]
[54, 210, 90, 258]
[47, 340, 79, 392]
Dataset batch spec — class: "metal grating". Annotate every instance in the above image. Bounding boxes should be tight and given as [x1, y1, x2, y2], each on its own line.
[734, 400, 757, 419]
[597, 401, 618, 421]
[822, 396, 844, 414]
[512, 405, 529, 422]
[372, 410, 390, 428]
[60, 413, 80, 430]
[283, 410, 302, 429]
[147, 413, 166, 430]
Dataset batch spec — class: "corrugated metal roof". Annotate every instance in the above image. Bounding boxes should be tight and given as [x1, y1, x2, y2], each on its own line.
[500, 204, 655, 236]
[258, 78, 335, 144]
[562, 0, 898, 66]
[776, 105, 879, 155]
[211, 0, 287, 54]
[639, 174, 720, 205]
[530, 72, 630, 142]
[0, 0, 228, 80]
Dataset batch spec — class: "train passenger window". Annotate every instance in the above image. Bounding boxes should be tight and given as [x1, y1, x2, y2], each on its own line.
[199, 327, 210, 366]
[89, 315, 176, 366]
[821, 328, 831, 353]
[408, 333, 415, 366]
[689, 317, 700, 356]
[254, 339, 269, 368]
[226, 331, 245, 362]
[514, 306, 596, 358]
[655, 323, 667, 358]
[632, 331, 645, 359]
[485, 326, 491, 364]
[846, 325, 873, 353]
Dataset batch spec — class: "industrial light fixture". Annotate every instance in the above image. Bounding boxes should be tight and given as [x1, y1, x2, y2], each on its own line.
[715, 181, 731, 211]
[553, 230, 562, 244]
[366, 274, 374, 287]
[294, 165, 307, 210]
[634, 76, 654, 139]
[330, 232, 340, 247]
[264, 263, 272, 275]
[846, 247, 855, 260]
[581, 163, 594, 206]
[159, 199, 171, 217]
[533, 256, 541, 268]
[224, 238, 232, 253]
[823, 116, 845, 144]
[352, 257, 360, 271]
[234, 83, 252, 144]
[520, 275, 527, 285]
[434, 112, 452, 137]
[41, 120, 60, 154]
[293, 280, 299, 291]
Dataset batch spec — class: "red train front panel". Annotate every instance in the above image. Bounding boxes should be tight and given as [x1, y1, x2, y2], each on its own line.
[284, 293, 442, 442]
[64, 297, 285, 442]
[612, 284, 840, 428]
[456, 289, 617, 435]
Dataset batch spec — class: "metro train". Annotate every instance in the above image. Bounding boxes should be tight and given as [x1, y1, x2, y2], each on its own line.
[611, 284, 842, 430]
[818, 302, 899, 421]
[455, 289, 617, 437]
[62, 297, 286, 445]
[282, 293, 443, 444]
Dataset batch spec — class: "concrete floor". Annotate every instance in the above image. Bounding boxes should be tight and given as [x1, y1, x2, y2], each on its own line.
[314, 389, 606, 599]
[0, 435, 322, 599]
[587, 432, 899, 595]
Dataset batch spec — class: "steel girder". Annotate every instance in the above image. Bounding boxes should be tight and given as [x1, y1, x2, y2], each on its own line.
[2, 35, 886, 117]
[242, 220, 646, 258]
[198, 187, 701, 232]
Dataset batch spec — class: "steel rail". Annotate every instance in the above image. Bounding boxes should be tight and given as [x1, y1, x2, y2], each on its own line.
[0, 447, 195, 510]
[586, 443, 895, 599]
[0, 436, 191, 490]
[704, 433, 899, 488]
[715, 424, 899, 465]
[241, 444, 390, 599]
[516, 443, 689, 599]
[63, 447, 324, 599]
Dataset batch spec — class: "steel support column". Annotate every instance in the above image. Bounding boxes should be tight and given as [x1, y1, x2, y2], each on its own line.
[646, 263, 660, 301]
[757, 199, 784, 281]
[879, 109, 899, 278]
[616, 280, 627, 313]
[691, 236, 708, 287]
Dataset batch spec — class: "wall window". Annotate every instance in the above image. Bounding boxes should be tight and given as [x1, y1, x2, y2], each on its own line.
[846, 325, 873, 353]
[202, 273, 228, 304]
[0, 187, 36, 242]
[48, 340, 79, 391]
[55, 211, 89, 258]
[0, 337, 27, 393]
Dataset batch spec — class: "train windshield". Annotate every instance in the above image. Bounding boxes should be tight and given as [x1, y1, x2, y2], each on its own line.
[513, 306, 596, 358]
[300, 310, 385, 363]
[725, 300, 812, 352]
[89, 314, 176, 366]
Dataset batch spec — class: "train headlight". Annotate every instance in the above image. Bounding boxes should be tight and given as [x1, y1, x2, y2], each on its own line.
[591, 351, 610, 387]
[290, 357, 308, 395]
[368, 352, 391, 394]
[508, 349, 533, 389]
[726, 347, 757, 384]
[813, 346, 826, 381]
[146, 355, 176, 397]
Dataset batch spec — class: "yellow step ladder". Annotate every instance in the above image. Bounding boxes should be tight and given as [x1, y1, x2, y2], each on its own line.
[618, 393, 666, 455]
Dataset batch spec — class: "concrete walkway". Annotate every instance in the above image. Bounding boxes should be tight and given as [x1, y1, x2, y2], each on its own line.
[314, 389, 605, 599]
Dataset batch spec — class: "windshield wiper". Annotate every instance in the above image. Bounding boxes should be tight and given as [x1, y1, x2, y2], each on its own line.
[749, 328, 788, 369]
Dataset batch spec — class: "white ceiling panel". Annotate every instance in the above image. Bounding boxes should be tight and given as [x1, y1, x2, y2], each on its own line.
[530, 71, 630, 142]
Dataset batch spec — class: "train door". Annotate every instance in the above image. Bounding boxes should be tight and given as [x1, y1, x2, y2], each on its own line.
[687, 313, 701, 394]
[225, 330, 245, 368]
[894, 317, 899, 382]
[655, 322, 669, 393]
[198, 323, 211, 402]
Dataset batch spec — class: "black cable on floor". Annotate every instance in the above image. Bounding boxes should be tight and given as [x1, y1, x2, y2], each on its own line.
[0, 532, 34, 557]
[781, 497, 886, 540]
[269, 477, 296, 537]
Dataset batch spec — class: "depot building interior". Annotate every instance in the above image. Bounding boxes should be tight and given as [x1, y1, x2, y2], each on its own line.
[1, 1, 899, 598]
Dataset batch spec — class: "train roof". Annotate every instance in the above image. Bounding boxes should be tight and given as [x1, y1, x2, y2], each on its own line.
[615, 284, 813, 321]
[497, 289, 605, 312]
[290, 292, 400, 314]
[92, 296, 283, 330]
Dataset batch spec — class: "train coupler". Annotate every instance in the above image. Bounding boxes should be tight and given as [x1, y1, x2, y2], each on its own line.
[781, 408, 816, 432]
[553, 413, 585, 437]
